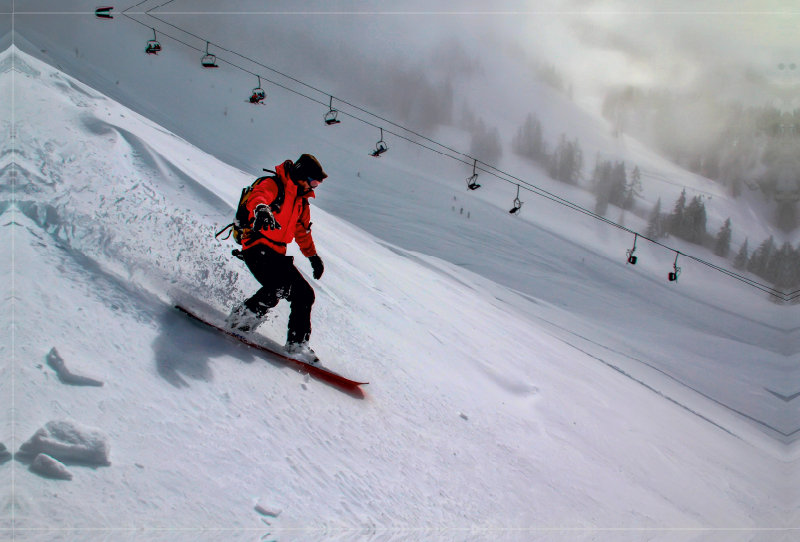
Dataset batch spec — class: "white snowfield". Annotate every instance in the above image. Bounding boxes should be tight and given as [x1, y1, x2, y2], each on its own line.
[0, 45, 797, 542]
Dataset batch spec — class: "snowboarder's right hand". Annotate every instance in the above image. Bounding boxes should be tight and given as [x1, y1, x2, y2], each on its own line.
[309, 255, 324, 280]
[253, 204, 281, 231]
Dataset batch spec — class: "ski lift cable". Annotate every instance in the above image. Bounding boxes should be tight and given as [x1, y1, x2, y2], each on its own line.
[130, 10, 725, 248]
[144, 11, 467, 158]
[145, 0, 176, 13]
[122, 12, 789, 299]
[679, 253, 785, 297]
[125, 15, 459, 160]
[122, 0, 150, 14]
[469, 162, 785, 296]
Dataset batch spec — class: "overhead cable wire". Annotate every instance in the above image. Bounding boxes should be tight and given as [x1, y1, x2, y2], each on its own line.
[122, 0, 151, 14]
[144, 7, 467, 158]
[121, 4, 796, 300]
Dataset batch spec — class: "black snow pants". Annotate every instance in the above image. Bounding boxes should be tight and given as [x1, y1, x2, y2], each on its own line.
[242, 246, 315, 343]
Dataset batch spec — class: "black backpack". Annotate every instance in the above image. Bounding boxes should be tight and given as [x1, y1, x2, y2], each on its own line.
[216, 168, 286, 248]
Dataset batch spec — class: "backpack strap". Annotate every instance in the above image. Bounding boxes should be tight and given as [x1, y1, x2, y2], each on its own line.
[215, 223, 235, 240]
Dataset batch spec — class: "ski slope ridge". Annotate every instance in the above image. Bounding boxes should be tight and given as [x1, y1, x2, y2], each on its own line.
[0, 45, 797, 540]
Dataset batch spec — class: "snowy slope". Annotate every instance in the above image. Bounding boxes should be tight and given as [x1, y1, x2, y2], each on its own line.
[1, 44, 797, 542]
[14, 13, 800, 428]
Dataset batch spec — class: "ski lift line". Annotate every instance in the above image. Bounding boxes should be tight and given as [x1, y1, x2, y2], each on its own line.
[124, 15, 457, 158]
[677, 254, 785, 296]
[122, 0, 150, 14]
[680, 255, 786, 297]
[462, 161, 785, 295]
[144, 0, 176, 13]
[130, 16, 457, 159]
[122, 16, 790, 299]
[144, 11, 467, 158]
[130, 12, 724, 246]
[475, 167, 784, 294]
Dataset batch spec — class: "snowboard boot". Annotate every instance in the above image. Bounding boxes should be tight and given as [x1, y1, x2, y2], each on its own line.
[225, 302, 263, 334]
[285, 340, 320, 365]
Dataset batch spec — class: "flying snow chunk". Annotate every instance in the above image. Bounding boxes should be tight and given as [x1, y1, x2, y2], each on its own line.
[19, 420, 110, 465]
[31, 453, 73, 480]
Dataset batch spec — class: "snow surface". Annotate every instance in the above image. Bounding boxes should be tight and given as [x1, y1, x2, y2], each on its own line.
[1, 39, 798, 542]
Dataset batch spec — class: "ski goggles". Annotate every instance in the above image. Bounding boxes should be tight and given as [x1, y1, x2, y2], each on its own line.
[307, 177, 323, 188]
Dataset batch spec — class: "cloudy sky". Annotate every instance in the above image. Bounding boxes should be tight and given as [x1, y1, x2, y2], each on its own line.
[4, 0, 798, 172]
[11, 0, 800, 105]
[137, 0, 800, 107]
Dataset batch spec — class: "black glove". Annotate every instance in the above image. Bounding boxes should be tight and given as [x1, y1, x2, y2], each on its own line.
[252, 204, 281, 231]
[309, 255, 324, 280]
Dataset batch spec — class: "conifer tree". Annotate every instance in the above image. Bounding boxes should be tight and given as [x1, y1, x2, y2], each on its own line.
[512, 113, 545, 162]
[595, 182, 610, 216]
[789, 243, 800, 290]
[609, 161, 627, 207]
[593, 160, 613, 215]
[765, 242, 793, 287]
[549, 134, 583, 185]
[733, 237, 749, 270]
[645, 198, 664, 238]
[681, 196, 707, 244]
[669, 189, 687, 237]
[713, 218, 732, 257]
[623, 165, 642, 210]
[747, 236, 774, 278]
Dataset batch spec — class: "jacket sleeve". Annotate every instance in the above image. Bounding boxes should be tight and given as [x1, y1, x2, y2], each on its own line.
[294, 200, 317, 257]
[246, 178, 280, 222]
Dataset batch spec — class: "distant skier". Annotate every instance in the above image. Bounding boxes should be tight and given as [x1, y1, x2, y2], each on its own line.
[226, 154, 327, 364]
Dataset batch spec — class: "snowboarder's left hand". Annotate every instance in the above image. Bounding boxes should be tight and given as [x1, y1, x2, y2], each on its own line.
[309, 255, 324, 280]
[253, 204, 281, 232]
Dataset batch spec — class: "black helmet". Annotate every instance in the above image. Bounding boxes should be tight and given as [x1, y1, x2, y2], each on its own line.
[290, 154, 328, 182]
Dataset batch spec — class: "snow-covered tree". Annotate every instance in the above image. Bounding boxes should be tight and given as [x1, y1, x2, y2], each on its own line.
[668, 189, 687, 237]
[608, 161, 627, 208]
[469, 118, 503, 165]
[645, 198, 664, 238]
[548, 134, 583, 185]
[680, 196, 707, 245]
[713, 218, 732, 257]
[592, 160, 613, 215]
[623, 165, 642, 210]
[732, 237, 749, 270]
[765, 241, 793, 287]
[747, 236, 774, 278]
[512, 113, 545, 163]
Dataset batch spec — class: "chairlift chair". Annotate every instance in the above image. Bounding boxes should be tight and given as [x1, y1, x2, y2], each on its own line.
[145, 29, 161, 55]
[668, 253, 681, 282]
[201, 42, 218, 68]
[324, 96, 340, 125]
[95, 7, 113, 19]
[249, 76, 266, 104]
[466, 159, 481, 190]
[509, 185, 523, 215]
[626, 233, 638, 265]
[370, 128, 388, 157]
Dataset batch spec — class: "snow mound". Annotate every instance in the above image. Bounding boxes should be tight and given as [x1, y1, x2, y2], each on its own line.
[19, 420, 110, 465]
[30, 453, 73, 480]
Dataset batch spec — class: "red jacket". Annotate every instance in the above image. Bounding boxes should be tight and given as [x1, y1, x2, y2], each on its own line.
[243, 161, 317, 257]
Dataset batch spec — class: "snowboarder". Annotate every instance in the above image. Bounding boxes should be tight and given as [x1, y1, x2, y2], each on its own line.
[226, 154, 327, 364]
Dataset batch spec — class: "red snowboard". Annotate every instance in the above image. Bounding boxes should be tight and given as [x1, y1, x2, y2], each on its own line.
[176, 306, 368, 389]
